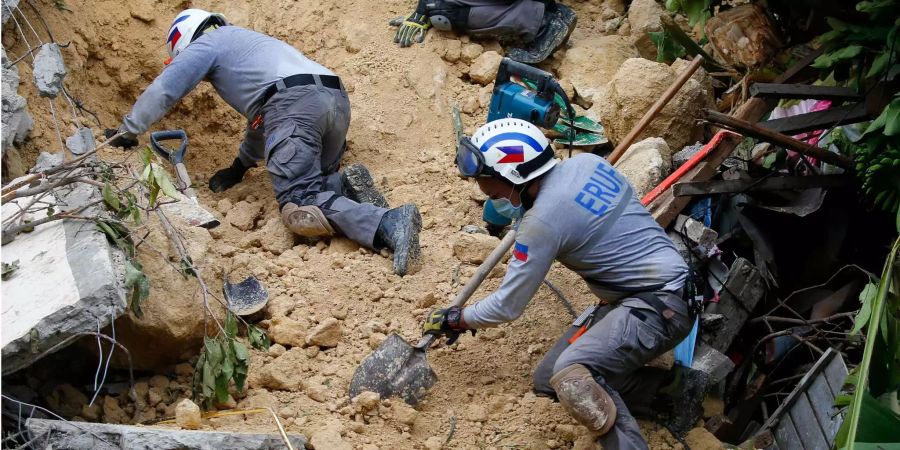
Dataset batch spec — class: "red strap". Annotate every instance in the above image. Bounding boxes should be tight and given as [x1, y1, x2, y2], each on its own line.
[251, 115, 263, 130]
[568, 325, 588, 344]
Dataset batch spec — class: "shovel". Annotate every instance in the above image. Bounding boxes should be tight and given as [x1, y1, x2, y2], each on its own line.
[150, 130, 220, 229]
[349, 230, 517, 405]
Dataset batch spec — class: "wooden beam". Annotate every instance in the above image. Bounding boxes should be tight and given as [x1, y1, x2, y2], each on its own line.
[758, 102, 870, 135]
[673, 175, 854, 197]
[647, 49, 827, 228]
[749, 83, 861, 101]
[704, 110, 855, 169]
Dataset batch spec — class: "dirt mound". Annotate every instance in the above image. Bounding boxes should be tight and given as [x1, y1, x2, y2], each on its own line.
[3, 0, 690, 447]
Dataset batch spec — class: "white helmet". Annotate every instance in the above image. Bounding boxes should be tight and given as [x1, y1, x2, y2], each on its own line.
[166, 9, 227, 58]
[469, 118, 558, 185]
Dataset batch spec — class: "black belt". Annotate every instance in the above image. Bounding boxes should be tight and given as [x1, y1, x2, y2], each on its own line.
[261, 74, 342, 106]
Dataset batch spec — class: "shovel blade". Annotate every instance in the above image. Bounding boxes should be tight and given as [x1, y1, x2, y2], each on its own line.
[160, 193, 220, 229]
[349, 332, 437, 405]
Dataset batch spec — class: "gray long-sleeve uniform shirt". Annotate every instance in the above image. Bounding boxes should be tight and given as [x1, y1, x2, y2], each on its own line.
[463, 153, 689, 328]
[121, 26, 333, 165]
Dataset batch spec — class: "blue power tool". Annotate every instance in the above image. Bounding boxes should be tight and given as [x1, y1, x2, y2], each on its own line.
[487, 58, 574, 130]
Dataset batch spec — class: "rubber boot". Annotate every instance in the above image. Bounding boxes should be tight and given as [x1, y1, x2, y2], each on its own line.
[506, 3, 577, 64]
[550, 364, 617, 435]
[342, 163, 389, 208]
[375, 204, 422, 276]
[656, 367, 710, 438]
[281, 203, 335, 238]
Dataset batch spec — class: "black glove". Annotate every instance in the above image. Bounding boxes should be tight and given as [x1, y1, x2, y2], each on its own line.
[485, 222, 506, 237]
[104, 128, 139, 149]
[389, 11, 431, 47]
[423, 306, 475, 345]
[209, 157, 254, 193]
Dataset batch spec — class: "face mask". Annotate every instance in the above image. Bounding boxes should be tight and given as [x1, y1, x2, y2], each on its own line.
[490, 197, 524, 220]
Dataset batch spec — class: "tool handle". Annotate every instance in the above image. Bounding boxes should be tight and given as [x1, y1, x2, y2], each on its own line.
[496, 58, 554, 100]
[174, 162, 192, 192]
[149, 129, 188, 164]
[415, 230, 517, 349]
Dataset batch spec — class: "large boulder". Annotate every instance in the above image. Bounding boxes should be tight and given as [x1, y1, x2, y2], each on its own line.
[1, 182, 127, 375]
[627, 0, 667, 60]
[556, 35, 639, 105]
[113, 214, 222, 370]
[595, 58, 713, 156]
[614, 137, 670, 198]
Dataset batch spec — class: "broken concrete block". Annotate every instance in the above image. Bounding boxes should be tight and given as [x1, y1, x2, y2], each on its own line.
[26, 418, 306, 449]
[33, 43, 67, 98]
[614, 137, 670, 198]
[66, 127, 96, 155]
[692, 340, 735, 384]
[1, 0, 18, 25]
[703, 258, 766, 353]
[30, 151, 63, 174]
[675, 214, 718, 252]
[2, 47, 34, 159]
[1, 180, 127, 375]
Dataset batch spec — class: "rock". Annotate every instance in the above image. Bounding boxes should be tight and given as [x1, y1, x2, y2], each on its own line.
[614, 137, 670, 198]
[32, 43, 66, 98]
[392, 403, 418, 426]
[466, 403, 488, 422]
[672, 143, 703, 169]
[443, 39, 462, 63]
[705, 4, 783, 68]
[305, 318, 342, 348]
[29, 152, 63, 174]
[1, 181, 127, 375]
[627, 0, 667, 60]
[148, 386, 167, 406]
[27, 418, 306, 449]
[460, 43, 484, 64]
[129, 0, 155, 22]
[328, 237, 361, 254]
[113, 213, 220, 370]
[226, 201, 261, 231]
[1, 0, 19, 24]
[452, 232, 500, 264]
[216, 198, 233, 214]
[149, 375, 170, 389]
[424, 436, 444, 450]
[252, 218, 295, 255]
[352, 391, 381, 411]
[310, 420, 351, 450]
[268, 316, 306, 347]
[702, 395, 725, 418]
[175, 363, 194, 377]
[175, 398, 202, 430]
[81, 403, 102, 421]
[256, 348, 308, 391]
[45, 384, 88, 418]
[1, 48, 32, 174]
[469, 51, 503, 85]
[403, 52, 447, 100]
[557, 35, 639, 104]
[416, 292, 438, 308]
[368, 332, 386, 349]
[306, 383, 328, 402]
[65, 127, 96, 156]
[596, 58, 713, 155]
[684, 426, 724, 450]
[102, 395, 129, 424]
[267, 343, 287, 357]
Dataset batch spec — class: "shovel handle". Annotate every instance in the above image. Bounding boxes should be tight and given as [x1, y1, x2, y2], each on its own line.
[149, 129, 188, 164]
[415, 230, 517, 348]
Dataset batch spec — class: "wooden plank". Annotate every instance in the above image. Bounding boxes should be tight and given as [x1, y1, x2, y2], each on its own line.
[759, 348, 838, 431]
[788, 394, 830, 450]
[759, 103, 870, 135]
[749, 83, 861, 101]
[673, 175, 855, 197]
[823, 351, 849, 394]
[774, 414, 804, 450]
[808, 375, 843, 443]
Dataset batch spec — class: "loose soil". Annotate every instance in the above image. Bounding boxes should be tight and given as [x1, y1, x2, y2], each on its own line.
[4, 0, 711, 448]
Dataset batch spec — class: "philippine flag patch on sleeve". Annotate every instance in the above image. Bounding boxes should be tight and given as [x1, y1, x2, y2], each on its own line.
[513, 241, 529, 262]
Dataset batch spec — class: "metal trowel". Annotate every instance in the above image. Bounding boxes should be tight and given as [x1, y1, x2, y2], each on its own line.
[149, 129, 220, 229]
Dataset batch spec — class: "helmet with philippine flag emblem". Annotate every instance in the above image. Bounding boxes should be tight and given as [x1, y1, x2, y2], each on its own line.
[166, 9, 228, 59]
[470, 118, 558, 185]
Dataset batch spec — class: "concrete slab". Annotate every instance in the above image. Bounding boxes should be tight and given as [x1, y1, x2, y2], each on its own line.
[1, 178, 127, 375]
[33, 43, 67, 98]
[26, 419, 307, 450]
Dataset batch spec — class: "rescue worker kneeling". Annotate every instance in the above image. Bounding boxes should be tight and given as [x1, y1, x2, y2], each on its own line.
[423, 119, 705, 449]
[105, 9, 421, 275]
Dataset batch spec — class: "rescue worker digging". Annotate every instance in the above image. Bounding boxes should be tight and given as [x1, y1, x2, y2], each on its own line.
[105, 9, 421, 275]
[423, 119, 707, 449]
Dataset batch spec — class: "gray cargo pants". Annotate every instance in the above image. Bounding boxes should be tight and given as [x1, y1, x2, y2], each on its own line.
[533, 291, 692, 450]
[441, 0, 545, 40]
[260, 81, 387, 247]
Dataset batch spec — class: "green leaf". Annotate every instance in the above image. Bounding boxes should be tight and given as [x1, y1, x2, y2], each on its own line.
[225, 313, 238, 339]
[101, 182, 120, 212]
[681, 0, 710, 27]
[247, 325, 270, 351]
[853, 282, 879, 335]
[140, 146, 153, 167]
[649, 30, 687, 63]
[233, 340, 250, 362]
[204, 337, 224, 369]
[665, 0, 680, 11]
[812, 45, 865, 69]
[153, 167, 181, 200]
[124, 260, 149, 318]
[866, 52, 891, 79]
[202, 357, 215, 398]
